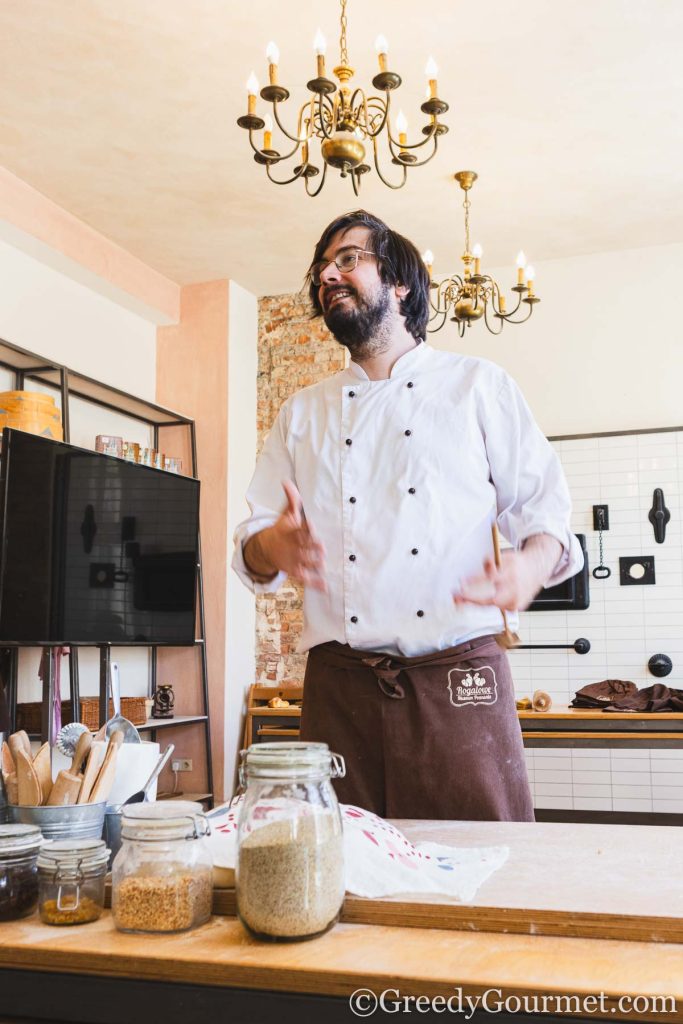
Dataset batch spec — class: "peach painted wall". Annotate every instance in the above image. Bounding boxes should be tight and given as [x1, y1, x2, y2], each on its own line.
[156, 281, 229, 802]
[0, 167, 178, 324]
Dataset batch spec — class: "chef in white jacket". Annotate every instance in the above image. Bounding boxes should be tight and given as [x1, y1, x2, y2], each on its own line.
[232, 210, 583, 820]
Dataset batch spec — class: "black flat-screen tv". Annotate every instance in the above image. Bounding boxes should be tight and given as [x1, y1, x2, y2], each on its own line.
[0, 428, 200, 645]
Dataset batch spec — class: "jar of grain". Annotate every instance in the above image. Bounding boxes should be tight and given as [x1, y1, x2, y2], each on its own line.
[235, 742, 346, 942]
[0, 824, 42, 921]
[37, 839, 109, 925]
[111, 801, 213, 934]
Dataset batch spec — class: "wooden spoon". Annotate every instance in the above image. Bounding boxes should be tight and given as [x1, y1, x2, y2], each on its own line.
[15, 748, 42, 806]
[491, 523, 521, 650]
[46, 769, 83, 806]
[2, 743, 19, 805]
[32, 743, 53, 805]
[77, 743, 106, 805]
[70, 730, 92, 775]
[8, 730, 31, 765]
[89, 730, 124, 804]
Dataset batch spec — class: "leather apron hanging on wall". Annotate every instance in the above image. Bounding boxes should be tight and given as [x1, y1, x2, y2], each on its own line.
[300, 634, 534, 821]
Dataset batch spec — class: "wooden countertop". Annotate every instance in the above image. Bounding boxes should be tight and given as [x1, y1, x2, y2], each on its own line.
[518, 703, 683, 720]
[1, 821, 682, 1019]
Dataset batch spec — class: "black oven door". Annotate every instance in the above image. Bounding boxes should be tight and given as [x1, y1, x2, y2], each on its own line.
[527, 533, 589, 611]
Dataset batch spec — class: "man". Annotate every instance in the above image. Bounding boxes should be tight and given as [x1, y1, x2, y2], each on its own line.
[233, 210, 583, 821]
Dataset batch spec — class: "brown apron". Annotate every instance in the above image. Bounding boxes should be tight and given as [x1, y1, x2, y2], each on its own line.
[300, 635, 534, 821]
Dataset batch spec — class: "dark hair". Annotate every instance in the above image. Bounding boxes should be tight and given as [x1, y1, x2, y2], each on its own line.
[307, 210, 430, 342]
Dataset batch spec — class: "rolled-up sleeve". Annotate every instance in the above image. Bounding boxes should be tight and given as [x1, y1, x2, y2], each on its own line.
[231, 402, 293, 594]
[484, 372, 584, 586]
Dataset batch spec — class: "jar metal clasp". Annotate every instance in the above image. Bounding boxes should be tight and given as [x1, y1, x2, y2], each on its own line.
[330, 752, 346, 779]
[183, 813, 211, 841]
[54, 860, 85, 912]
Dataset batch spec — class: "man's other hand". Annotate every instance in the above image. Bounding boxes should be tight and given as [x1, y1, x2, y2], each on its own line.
[453, 534, 562, 612]
[244, 481, 328, 592]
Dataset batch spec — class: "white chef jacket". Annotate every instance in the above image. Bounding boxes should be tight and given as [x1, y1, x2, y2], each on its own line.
[232, 342, 583, 657]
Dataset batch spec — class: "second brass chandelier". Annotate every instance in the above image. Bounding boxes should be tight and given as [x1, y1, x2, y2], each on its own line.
[425, 171, 541, 335]
[236, 0, 449, 195]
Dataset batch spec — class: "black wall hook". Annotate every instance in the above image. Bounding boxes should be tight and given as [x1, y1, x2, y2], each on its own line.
[648, 488, 670, 544]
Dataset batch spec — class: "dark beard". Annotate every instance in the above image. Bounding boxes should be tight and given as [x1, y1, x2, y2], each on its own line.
[323, 283, 392, 357]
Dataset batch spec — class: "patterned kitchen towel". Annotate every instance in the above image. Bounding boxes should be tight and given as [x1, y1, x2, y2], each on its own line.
[207, 801, 508, 902]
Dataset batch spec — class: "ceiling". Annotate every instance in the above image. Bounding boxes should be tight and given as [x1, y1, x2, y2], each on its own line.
[0, 0, 681, 297]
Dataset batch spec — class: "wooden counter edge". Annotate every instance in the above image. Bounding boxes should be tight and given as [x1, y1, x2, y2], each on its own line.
[2, 914, 683, 1021]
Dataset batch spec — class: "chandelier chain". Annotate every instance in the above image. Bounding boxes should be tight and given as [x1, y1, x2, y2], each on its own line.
[339, 0, 349, 65]
[463, 194, 471, 254]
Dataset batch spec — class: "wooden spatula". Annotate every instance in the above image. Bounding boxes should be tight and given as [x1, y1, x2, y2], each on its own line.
[77, 743, 106, 805]
[32, 743, 53, 805]
[2, 742, 18, 805]
[15, 748, 42, 806]
[491, 523, 521, 650]
[70, 731, 92, 775]
[8, 730, 31, 765]
[89, 730, 124, 804]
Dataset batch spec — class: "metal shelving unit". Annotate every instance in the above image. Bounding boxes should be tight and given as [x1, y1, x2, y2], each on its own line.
[0, 335, 213, 806]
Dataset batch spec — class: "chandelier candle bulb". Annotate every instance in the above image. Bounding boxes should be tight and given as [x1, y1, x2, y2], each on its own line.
[375, 35, 389, 72]
[516, 250, 526, 286]
[266, 41, 280, 84]
[499, 293, 507, 314]
[313, 29, 326, 76]
[246, 73, 259, 115]
[422, 250, 434, 278]
[525, 264, 536, 295]
[263, 115, 273, 150]
[425, 56, 439, 98]
[396, 110, 408, 148]
[472, 243, 483, 276]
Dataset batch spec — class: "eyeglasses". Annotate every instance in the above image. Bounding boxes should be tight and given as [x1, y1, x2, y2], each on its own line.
[310, 248, 381, 287]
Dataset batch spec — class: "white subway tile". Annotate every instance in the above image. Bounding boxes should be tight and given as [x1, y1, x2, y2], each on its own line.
[612, 798, 654, 811]
[651, 748, 683, 759]
[651, 773, 683, 788]
[534, 769, 573, 784]
[612, 785, 652, 799]
[647, 758, 683, 771]
[652, 799, 683, 813]
[534, 782, 573, 797]
[611, 748, 650, 759]
[604, 758, 649, 772]
[573, 796, 613, 810]
[533, 795, 574, 809]
[611, 771, 652, 786]
[573, 784, 612, 798]
[572, 770, 612, 785]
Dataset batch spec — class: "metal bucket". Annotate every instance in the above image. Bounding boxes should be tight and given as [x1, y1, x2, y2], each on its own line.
[7, 802, 106, 841]
[103, 805, 123, 867]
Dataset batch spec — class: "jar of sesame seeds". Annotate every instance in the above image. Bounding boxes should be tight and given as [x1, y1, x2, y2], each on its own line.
[235, 742, 346, 942]
[111, 801, 213, 934]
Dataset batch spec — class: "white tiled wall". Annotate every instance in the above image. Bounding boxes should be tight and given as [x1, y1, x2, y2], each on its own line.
[513, 428, 683, 814]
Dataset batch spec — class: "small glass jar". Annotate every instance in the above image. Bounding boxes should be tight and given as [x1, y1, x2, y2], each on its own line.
[0, 824, 42, 921]
[37, 839, 109, 926]
[111, 801, 213, 934]
[235, 742, 346, 942]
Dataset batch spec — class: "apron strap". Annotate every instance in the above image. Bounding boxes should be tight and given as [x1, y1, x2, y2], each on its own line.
[361, 656, 406, 700]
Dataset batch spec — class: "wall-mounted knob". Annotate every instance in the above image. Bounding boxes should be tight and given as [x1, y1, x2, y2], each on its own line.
[648, 488, 670, 544]
[648, 653, 672, 678]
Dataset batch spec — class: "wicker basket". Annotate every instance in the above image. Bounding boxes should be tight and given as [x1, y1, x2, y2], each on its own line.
[16, 696, 148, 733]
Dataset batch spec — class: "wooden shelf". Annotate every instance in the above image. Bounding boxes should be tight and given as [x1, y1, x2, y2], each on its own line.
[158, 792, 212, 803]
[138, 715, 208, 731]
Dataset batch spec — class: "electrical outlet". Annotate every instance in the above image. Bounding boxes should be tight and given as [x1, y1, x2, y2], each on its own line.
[171, 758, 193, 772]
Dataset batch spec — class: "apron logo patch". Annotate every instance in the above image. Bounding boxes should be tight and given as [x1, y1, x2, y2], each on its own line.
[447, 665, 498, 708]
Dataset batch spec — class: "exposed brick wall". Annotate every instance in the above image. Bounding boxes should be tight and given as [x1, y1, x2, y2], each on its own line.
[255, 293, 345, 685]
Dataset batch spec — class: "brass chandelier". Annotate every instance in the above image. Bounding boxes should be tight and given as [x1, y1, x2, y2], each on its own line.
[426, 171, 540, 335]
[236, 0, 449, 196]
